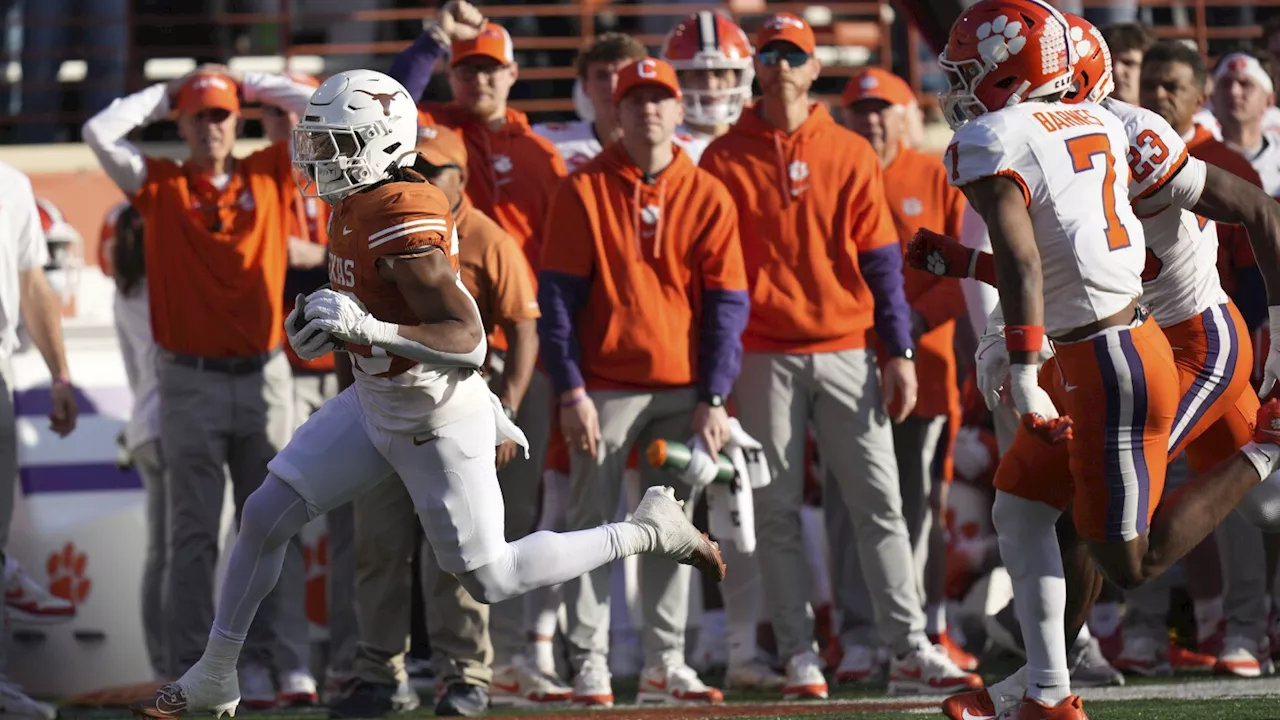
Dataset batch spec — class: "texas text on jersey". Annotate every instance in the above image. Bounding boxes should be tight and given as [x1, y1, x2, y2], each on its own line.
[327, 171, 490, 434]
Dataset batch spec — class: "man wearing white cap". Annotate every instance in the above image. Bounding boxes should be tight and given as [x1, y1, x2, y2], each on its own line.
[1207, 50, 1280, 679]
[1212, 52, 1280, 196]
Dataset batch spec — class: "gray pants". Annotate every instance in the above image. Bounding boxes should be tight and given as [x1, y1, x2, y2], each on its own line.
[135, 439, 170, 678]
[161, 351, 306, 674]
[293, 371, 356, 674]
[829, 415, 945, 648]
[736, 350, 924, 659]
[0, 358, 15, 555]
[1220, 511, 1269, 644]
[352, 474, 493, 688]
[563, 388, 698, 670]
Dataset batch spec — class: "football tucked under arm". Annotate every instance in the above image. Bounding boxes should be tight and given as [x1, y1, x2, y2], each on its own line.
[287, 291, 344, 360]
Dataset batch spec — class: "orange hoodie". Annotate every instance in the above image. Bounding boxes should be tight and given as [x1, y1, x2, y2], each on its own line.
[417, 104, 568, 275]
[700, 104, 910, 355]
[537, 142, 749, 396]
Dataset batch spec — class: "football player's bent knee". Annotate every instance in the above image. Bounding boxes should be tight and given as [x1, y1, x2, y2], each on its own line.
[240, 474, 312, 549]
[456, 562, 521, 605]
[1238, 478, 1280, 532]
[1087, 540, 1146, 590]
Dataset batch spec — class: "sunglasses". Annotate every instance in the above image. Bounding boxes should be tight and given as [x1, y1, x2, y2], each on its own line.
[759, 48, 811, 67]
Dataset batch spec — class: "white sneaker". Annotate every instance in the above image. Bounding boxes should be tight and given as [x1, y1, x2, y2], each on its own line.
[0, 676, 56, 720]
[725, 659, 785, 690]
[571, 658, 613, 708]
[1112, 635, 1170, 678]
[237, 664, 276, 710]
[888, 643, 984, 696]
[1215, 635, 1274, 678]
[782, 651, 828, 700]
[637, 664, 723, 705]
[4, 556, 74, 625]
[276, 669, 317, 707]
[689, 610, 728, 672]
[129, 661, 240, 718]
[630, 486, 726, 580]
[835, 644, 883, 685]
[490, 655, 572, 707]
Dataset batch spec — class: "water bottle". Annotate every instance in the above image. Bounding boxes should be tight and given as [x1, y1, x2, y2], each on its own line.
[645, 439, 736, 483]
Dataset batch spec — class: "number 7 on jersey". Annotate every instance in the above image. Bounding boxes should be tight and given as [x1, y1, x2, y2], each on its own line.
[1065, 134, 1131, 252]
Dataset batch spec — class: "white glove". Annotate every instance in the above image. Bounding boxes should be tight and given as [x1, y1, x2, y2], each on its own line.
[1007, 363, 1059, 421]
[976, 313, 1011, 411]
[1262, 306, 1280, 398]
[302, 288, 394, 347]
[286, 293, 341, 361]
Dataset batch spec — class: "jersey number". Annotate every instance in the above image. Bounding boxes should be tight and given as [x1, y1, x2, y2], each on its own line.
[1126, 129, 1172, 184]
[1065, 134, 1132, 252]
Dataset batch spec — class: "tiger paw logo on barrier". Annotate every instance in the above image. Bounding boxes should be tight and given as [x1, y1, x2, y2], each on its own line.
[47, 542, 91, 606]
[303, 535, 329, 626]
[976, 15, 1027, 62]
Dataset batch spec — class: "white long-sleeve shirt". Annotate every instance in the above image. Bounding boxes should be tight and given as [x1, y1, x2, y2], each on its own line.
[0, 163, 50, 360]
[81, 73, 315, 196]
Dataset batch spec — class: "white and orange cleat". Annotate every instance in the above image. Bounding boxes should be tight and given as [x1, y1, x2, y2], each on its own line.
[931, 630, 980, 672]
[1112, 635, 1171, 677]
[834, 645, 882, 685]
[724, 659, 785, 690]
[490, 655, 572, 708]
[1015, 694, 1089, 719]
[4, 555, 74, 625]
[888, 643, 984, 695]
[129, 662, 239, 718]
[1214, 635, 1274, 678]
[571, 659, 614, 709]
[782, 651, 828, 700]
[637, 664, 724, 706]
[942, 684, 1026, 720]
[276, 669, 317, 707]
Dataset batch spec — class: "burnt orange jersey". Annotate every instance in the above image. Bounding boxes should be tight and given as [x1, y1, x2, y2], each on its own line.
[327, 174, 458, 379]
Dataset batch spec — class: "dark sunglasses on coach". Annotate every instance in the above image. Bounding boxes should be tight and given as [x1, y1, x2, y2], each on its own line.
[759, 48, 811, 67]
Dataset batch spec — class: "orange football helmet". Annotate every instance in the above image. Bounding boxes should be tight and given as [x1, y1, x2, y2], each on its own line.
[660, 11, 754, 125]
[1063, 14, 1113, 104]
[938, 0, 1076, 128]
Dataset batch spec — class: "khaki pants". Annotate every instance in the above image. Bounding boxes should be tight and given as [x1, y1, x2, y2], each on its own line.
[352, 475, 493, 687]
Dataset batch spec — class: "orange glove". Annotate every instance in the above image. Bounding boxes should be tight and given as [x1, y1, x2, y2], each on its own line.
[1022, 413, 1074, 445]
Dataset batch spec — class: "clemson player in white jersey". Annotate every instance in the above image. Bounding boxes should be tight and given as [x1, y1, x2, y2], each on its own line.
[923, 12, 1280, 718]
[130, 69, 727, 719]
[936, 2, 1280, 718]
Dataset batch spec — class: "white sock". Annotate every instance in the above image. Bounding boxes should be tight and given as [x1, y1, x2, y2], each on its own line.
[988, 664, 1029, 707]
[531, 639, 556, 675]
[465, 523, 651, 603]
[1194, 596, 1224, 642]
[992, 491, 1071, 707]
[1242, 441, 1280, 481]
[925, 603, 945, 637]
[199, 630, 245, 679]
[1089, 601, 1122, 638]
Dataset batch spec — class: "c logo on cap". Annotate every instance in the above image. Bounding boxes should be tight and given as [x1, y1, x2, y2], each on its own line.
[637, 59, 659, 79]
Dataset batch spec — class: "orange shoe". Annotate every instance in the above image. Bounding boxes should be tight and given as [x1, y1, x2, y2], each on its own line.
[1017, 695, 1089, 719]
[1169, 640, 1216, 673]
[930, 630, 980, 671]
[941, 688, 997, 720]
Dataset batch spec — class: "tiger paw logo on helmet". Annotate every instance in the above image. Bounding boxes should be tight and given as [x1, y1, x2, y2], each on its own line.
[1068, 24, 1095, 61]
[975, 15, 1027, 62]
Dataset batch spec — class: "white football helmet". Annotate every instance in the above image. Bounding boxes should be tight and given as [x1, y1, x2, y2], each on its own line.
[292, 69, 419, 201]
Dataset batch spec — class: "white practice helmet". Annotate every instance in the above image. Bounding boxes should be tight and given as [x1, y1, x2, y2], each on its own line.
[292, 69, 419, 201]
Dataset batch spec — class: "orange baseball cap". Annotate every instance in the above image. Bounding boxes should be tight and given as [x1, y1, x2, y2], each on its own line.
[417, 124, 468, 170]
[756, 13, 816, 55]
[613, 58, 683, 104]
[843, 67, 915, 107]
[452, 22, 515, 67]
[176, 73, 241, 115]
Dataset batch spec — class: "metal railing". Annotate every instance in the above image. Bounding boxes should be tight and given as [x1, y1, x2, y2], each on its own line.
[2, 0, 1275, 135]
